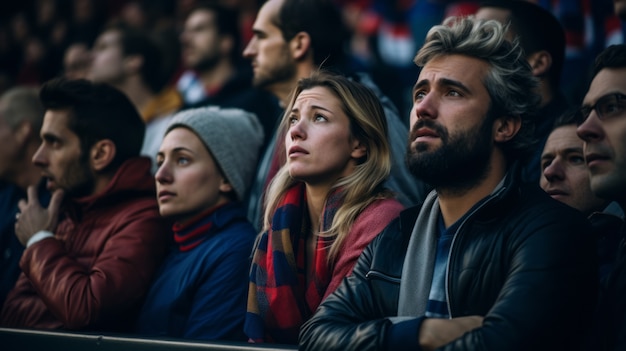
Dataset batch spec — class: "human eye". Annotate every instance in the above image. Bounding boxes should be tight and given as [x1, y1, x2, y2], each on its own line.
[541, 158, 553, 170]
[446, 89, 462, 97]
[288, 115, 298, 125]
[414, 90, 426, 102]
[598, 95, 626, 118]
[314, 113, 328, 122]
[155, 157, 164, 168]
[177, 156, 190, 165]
[569, 155, 585, 165]
[43, 135, 61, 148]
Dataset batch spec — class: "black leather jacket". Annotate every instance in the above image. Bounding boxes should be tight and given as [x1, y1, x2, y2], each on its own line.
[300, 171, 597, 351]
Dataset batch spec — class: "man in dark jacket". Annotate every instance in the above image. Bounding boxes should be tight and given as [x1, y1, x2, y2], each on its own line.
[300, 16, 596, 351]
[577, 43, 626, 351]
[0, 78, 169, 332]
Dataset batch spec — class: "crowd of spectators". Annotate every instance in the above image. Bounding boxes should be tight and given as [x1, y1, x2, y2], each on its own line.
[0, 0, 624, 121]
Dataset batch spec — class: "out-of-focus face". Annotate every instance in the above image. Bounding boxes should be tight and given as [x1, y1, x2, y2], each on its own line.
[540, 124, 607, 214]
[614, 0, 626, 20]
[285, 86, 365, 187]
[32, 109, 94, 197]
[242, 0, 296, 93]
[88, 29, 126, 85]
[407, 54, 496, 189]
[155, 127, 231, 222]
[63, 43, 91, 80]
[577, 67, 626, 205]
[180, 9, 223, 71]
[475, 7, 515, 41]
[0, 103, 20, 181]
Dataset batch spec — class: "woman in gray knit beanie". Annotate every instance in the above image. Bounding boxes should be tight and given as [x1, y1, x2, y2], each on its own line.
[136, 106, 263, 340]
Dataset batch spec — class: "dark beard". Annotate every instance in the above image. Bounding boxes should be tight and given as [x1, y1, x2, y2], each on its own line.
[192, 53, 221, 72]
[406, 116, 493, 194]
[252, 45, 296, 90]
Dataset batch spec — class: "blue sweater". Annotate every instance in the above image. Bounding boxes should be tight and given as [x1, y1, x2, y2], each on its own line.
[136, 202, 256, 340]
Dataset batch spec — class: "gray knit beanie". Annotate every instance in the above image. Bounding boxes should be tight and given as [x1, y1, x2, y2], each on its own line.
[165, 106, 264, 201]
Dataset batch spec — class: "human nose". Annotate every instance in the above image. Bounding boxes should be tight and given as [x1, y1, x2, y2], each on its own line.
[413, 94, 437, 120]
[154, 160, 173, 184]
[288, 119, 306, 141]
[576, 112, 604, 143]
[409, 94, 437, 128]
[543, 158, 565, 182]
[243, 37, 257, 58]
[32, 143, 47, 168]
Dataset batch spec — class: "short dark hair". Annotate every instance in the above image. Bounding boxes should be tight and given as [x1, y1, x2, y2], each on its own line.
[188, 1, 242, 63]
[592, 44, 626, 78]
[39, 78, 145, 171]
[552, 106, 582, 130]
[274, 0, 349, 69]
[106, 22, 165, 93]
[479, 0, 565, 91]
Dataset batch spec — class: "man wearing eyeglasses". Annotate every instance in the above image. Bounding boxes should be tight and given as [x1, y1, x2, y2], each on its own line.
[577, 44, 626, 351]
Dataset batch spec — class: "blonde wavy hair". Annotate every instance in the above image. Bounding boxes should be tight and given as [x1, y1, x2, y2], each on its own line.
[263, 71, 393, 262]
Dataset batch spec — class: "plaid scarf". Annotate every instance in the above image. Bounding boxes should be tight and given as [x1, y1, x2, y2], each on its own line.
[245, 183, 342, 344]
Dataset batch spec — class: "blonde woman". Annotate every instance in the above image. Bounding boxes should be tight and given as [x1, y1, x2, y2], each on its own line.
[245, 71, 404, 344]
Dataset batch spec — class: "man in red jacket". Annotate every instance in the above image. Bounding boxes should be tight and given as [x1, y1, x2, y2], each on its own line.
[0, 78, 169, 332]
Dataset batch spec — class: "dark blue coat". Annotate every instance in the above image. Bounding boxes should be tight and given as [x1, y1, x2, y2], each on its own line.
[136, 202, 256, 340]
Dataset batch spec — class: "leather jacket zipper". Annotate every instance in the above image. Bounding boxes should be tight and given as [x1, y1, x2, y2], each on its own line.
[444, 185, 506, 317]
[366, 270, 402, 284]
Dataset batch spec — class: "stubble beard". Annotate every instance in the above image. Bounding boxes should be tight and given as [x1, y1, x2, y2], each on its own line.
[62, 151, 96, 199]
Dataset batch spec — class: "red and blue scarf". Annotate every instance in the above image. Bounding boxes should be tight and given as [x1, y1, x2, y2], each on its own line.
[172, 204, 227, 252]
[245, 183, 342, 344]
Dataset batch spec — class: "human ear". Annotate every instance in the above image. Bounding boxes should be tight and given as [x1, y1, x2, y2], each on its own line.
[493, 116, 521, 143]
[124, 55, 143, 74]
[90, 139, 116, 171]
[218, 178, 234, 194]
[527, 50, 552, 77]
[290, 31, 311, 61]
[13, 122, 33, 146]
[350, 139, 367, 160]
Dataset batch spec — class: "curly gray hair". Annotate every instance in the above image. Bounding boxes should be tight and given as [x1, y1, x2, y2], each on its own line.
[414, 16, 541, 161]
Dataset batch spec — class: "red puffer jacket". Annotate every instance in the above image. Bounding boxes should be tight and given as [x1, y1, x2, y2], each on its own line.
[0, 157, 169, 332]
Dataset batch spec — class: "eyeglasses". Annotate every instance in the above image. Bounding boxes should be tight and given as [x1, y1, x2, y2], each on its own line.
[578, 93, 626, 125]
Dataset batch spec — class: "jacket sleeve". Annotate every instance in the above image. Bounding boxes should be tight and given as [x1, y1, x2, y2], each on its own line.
[17, 202, 167, 329]
[441, 210, 597, 350]
[300, 231, 394, 351]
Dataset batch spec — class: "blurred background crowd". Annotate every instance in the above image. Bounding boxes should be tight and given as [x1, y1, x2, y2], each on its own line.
[0, 0, 624, 121]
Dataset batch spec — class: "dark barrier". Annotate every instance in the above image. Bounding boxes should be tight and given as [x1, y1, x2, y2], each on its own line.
[0, 328, 298, 351]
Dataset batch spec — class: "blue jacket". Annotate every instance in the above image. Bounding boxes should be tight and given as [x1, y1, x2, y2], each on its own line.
[136, 202, 256, 340]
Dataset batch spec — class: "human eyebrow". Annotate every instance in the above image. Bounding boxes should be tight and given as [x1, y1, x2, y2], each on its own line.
[540, 152, 554, 162]
[42, 133, 61, 144]
[251, 29, 266, 37]
[561, 147, 584, 156]
[438, 78, 471, 94]
[413, 80, 429, 94]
